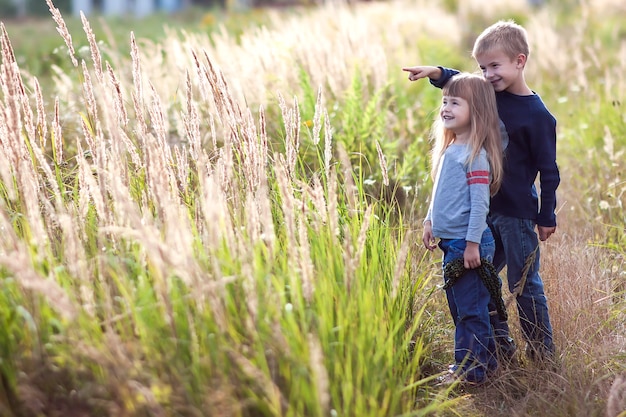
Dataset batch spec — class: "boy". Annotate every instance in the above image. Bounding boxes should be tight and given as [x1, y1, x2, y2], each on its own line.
[403, 20, 560, 364]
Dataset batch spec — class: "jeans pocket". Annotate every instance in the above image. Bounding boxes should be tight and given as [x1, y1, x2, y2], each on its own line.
[440, 239, 466, 265]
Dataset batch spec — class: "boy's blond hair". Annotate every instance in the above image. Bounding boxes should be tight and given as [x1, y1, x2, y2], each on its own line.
[472, 20, 530, 61]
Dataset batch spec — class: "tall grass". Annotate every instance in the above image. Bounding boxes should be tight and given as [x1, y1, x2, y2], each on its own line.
[1, 2, 449, 416]
[0, 0, 625, 416]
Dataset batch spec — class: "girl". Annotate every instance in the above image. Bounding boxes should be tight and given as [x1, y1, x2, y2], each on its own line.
[422, 73, 504, 385]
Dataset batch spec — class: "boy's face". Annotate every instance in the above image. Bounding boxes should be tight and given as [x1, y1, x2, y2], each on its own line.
[475, 48, 526, 94]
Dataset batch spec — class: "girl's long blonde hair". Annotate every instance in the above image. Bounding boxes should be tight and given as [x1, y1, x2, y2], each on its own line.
[429, 73, 504, 195]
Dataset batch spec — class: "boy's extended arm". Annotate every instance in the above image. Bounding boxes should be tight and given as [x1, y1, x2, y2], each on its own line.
[402, 66, 459, 89]
[402, 65, 442, 82]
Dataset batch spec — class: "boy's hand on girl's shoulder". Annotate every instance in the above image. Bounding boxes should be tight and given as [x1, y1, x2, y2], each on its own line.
[402, 65, 442, 82]
[537, 225, 557, 241]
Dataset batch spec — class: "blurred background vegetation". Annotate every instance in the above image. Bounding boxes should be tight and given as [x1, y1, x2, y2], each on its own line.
[0, 0, 625, 416]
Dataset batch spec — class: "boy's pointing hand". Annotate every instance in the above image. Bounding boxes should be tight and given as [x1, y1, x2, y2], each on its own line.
[402, 65, 442, 82]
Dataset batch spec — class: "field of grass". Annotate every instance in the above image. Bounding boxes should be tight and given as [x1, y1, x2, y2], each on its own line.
[0, 0, 624, 416]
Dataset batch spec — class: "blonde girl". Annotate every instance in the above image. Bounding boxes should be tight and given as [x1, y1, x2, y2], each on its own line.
[422, 73, 503, 385]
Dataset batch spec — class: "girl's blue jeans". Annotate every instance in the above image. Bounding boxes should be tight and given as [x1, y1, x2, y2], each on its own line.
[487, 213, 555, 360]
[438, 228, 498, 383]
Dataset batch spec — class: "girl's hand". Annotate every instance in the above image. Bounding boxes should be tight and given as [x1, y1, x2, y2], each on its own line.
[422, 221, 436, 251]
[463, 241, 481, 269]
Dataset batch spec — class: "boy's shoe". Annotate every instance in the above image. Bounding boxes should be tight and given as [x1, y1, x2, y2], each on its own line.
[435, 369, 484, 390]
[525, 344, 559, 371]
[496, 336, 519, 368]
[500, 350, 520, 369]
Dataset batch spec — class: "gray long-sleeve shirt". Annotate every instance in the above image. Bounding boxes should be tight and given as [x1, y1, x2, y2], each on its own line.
[425, 144, 490, 243]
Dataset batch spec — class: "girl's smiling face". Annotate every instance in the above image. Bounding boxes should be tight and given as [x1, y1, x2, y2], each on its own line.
[440, 95, 471, 141]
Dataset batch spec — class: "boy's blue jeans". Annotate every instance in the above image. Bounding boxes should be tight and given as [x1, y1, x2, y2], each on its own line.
[438, 228, 498, 383]
[487, 213, 555, 360]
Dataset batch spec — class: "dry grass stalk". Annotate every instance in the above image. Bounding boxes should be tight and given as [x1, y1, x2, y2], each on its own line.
[0, 208, 75, 320]
[33, 78, 47, 148]
[392, 229, 413, 299]
[16, 159, 48, 251]
[201, 50, 239, 129]
[183, 70, 201, 160]
[376, 140, 389, 186]
[107, 62, 128, 127]
[303, 174, 328, 232]
[256, 173, 276, 254]
[57, 212, 94, 313]
[52, 98, 63, 163]
[197, 160, 236, 263]
[19, 80, 35, 143]
[190, 50, 212, 112]
[543, 230, 618, 343]
[81, 11, 103, 83]
[354, 204, 373, 270]
[277, 92, 301, 179]
[76, 140, 107, 220]
[242, 159, 274, 254]
[173, 145, 189, 192]
[312, 86, 323, 145]
[0, 23, 17, 76]
[323, 107, 333, 182]
[503, 245, 538, 308]
[1, 25, 26, 170]
[274, 156, 297, 261]
[244, 188, 263, 249]
[213, 134, 236, 202]
[342, 222, 356, 294]
[225, 349, 288, 415]
[117, 126, 142, 168]
[606, 374, 626, 417]
[0, 144, 15, 203]
[240, 261, 258, 329]
[297, 197, 314, 304]
[45, 0, 78, 68]
[127, 380, 167, 417]
[327, 165, 340, 239]
[239, 106, 264, 192]
[308, 333, 330, 414]
[28, 135, 62, 208]
[147, 82, 169, 147]
[130, 33, 147, 135]
[191, 49, 272, 199]
[337, 142, 357, 213]
[74, 142, 92, 223]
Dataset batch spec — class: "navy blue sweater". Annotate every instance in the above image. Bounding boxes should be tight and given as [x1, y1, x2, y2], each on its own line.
[432, 67, 560, 227]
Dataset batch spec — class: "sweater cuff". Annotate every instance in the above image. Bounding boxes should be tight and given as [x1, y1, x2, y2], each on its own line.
[429, 66, 452, 89]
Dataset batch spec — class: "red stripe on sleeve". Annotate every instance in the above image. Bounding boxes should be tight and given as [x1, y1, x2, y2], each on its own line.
[466, 170, 490, 178]
[467, 178, 490, 185]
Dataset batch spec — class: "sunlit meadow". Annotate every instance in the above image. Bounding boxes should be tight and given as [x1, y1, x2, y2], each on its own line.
[0, 0, 624, 416]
